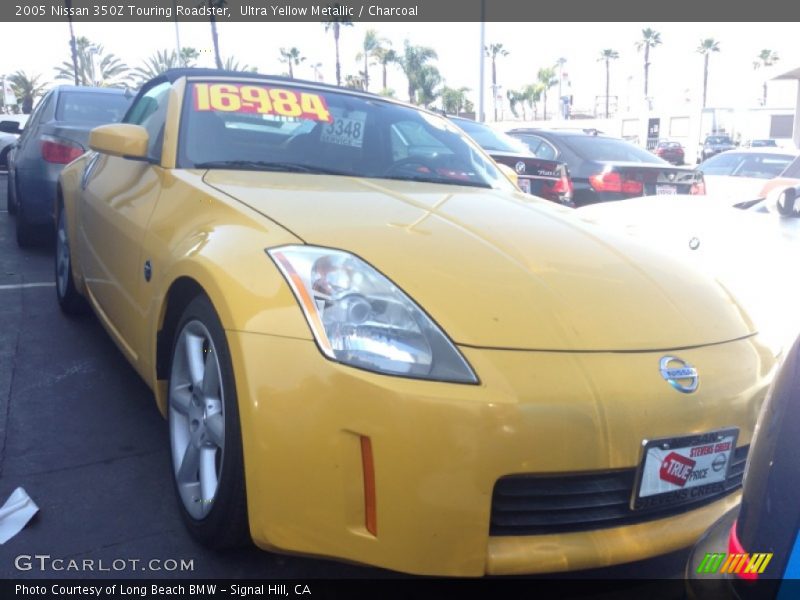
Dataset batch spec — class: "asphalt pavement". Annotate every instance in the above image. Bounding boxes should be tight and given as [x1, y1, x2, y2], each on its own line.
[0, 172, 689, 586]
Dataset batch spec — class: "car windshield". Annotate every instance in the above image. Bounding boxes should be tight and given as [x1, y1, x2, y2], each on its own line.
[700, 152, 795, 178]
[781, 155, 800, 178]
[178, 80, 514, 191]
[705, 136, 732, 145]
[56, 92, 131, 123]
[452, 118, 531, 154]
[750, 140, 777, 147]
[560, 135, 665, 164]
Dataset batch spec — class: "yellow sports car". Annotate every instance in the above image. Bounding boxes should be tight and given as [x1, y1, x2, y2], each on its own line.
[57, 69, 776, 576]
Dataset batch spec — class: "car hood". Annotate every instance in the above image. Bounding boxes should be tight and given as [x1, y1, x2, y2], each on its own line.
[204, 171, 756, 351]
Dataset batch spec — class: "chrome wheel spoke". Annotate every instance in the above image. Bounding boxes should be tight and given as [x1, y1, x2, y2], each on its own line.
[205, 413, 224, 448]
[199, 447, 219, 503]
[202, 349, 220, 398]
[176, 442, 200, 484]
[170, 385, 192, 416]
[185, 333, 205, 389]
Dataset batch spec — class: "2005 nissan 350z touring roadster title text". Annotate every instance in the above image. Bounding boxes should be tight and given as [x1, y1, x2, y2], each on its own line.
[55, 69, 776, 576]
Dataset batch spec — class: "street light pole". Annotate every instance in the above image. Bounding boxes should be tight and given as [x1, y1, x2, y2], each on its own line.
[173, 0, 183, 64]
[478, 2, 485, 122]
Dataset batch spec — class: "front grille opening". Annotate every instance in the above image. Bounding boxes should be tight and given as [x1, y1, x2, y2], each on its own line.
[490, 445, 748, 536]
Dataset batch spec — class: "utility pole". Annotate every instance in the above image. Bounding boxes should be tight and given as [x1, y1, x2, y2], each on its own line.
[173, 0, 183, 64]
[478, 2, 486, 122]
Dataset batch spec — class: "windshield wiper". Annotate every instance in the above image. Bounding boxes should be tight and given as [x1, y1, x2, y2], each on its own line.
[379, 174, 491, 189]
[194, 160, 354, 176]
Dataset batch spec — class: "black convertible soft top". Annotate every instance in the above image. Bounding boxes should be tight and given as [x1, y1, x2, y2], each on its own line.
[124, 68, 387, 122]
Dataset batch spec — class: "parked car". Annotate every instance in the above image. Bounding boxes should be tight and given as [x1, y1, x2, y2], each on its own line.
[742, 139, 778, 148]
[654, 140, 685, 165]
[686, 330, 800, 599]
[577, 192, 800, 356]
[699, 134, 737, 162]
[7, 85, 132, 246]
[55, 68, 777, 576]
[449, 116, 573, 206]
[508, 128, 704, 207]
[0, 115, 28, 169]
[696, 148, 799, 207]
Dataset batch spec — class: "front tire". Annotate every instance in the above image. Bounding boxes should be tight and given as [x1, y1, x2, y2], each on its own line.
[55, 206, 88, 315]
[16, 203, 38, 248]
[776, 187, 798, 217]
[5, 171, 15, 216]
[168, 295, 250, 549]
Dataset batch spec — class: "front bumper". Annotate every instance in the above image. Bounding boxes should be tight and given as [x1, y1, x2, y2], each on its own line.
[227, 331, 774, 576]
[686, 508, 739, 599]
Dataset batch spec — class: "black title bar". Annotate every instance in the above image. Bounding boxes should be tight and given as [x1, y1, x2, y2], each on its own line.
[2, 0, 799, 22]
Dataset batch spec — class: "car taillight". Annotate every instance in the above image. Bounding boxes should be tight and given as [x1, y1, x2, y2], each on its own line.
[727, 519, 761, 581]
[551, 173, 573, 198]
[690, 181, 706, 195]
[589, 171, 643, 195]
[656, 148, 665, 155]
[41, 135, 84, 164]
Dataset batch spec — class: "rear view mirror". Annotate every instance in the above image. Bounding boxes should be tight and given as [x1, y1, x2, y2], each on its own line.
[496, 162, 520, 190]
[775, 185, 800, 218]
[0, 120, 22, 134]
[89, 124, 148, 159]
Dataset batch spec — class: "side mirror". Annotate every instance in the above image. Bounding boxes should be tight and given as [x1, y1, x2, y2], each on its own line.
[0, 120, 22, 134]
[496, 162, 520, 190]
[89, 124, 149, 159]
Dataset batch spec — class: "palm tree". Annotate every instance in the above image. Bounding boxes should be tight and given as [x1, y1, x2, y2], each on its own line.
[523, 83, 543, 120]
[356, 29, 388, 92]
[372, 45, 397, 92]
[134, 48, 199, 84]
[222, 56, 256, 73]
[8, 71, 48, 114]
[205, 0, 226, 69]
[416, 65, 442, 108]
[399, 41, 438, 104]
[485, 43, 509, 121]
[506, 89, 525, 119]
[753, 49, 779, 106]
[54, 37, 130, 87]
[64, 0, 80, 86]
[279, 47, 305, 79]
[696, 38, 720, 108]
[323, 9, 354, 86]
[597, 49, 620, 118]
[441, 86, 471, 115]
[636, 28, 662, 100]
[179, 47, 200, 67]
[537, 67, 557, 120]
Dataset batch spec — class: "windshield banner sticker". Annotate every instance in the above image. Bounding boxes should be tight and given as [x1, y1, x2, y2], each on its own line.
[193, 83, 333, 123]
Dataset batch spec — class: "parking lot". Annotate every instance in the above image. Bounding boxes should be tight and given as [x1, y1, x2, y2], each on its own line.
[0, 172, 691, 584]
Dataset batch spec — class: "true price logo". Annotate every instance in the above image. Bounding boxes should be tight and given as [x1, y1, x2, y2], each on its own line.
[659, 452, 696, 487]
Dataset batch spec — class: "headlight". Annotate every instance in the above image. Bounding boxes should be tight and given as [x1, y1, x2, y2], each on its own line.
[268, 245, 478, 384]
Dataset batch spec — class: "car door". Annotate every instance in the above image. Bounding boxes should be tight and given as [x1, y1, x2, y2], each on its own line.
[10, 91, 52, 192]
[78, 81, 172, 365]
